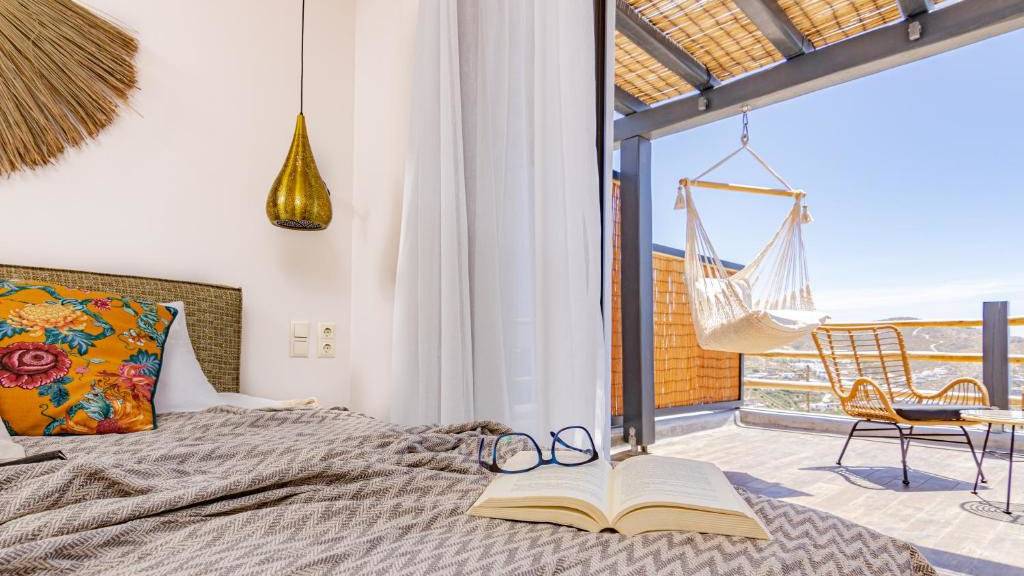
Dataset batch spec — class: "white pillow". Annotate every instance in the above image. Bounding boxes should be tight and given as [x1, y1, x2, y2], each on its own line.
[154, 302, 223, 414]
[0, 418, 26, 463]
[154, 304, 319, 414]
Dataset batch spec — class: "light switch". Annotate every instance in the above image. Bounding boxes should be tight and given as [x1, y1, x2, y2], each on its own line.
[318, 340, 336, 358]
[318, 322, 336, 341]
[291, 321, 310, 339]
[290, 339, 309, 358]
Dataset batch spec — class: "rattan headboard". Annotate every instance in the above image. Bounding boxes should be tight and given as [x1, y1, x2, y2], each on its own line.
[0, 264, 241, 393]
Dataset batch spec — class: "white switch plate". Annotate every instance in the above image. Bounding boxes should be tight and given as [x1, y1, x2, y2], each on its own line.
[291, 321, 310, 339]
[318, 322, 336, 341]
[290, 339, 309, 358]
[318, 340, 336, 358]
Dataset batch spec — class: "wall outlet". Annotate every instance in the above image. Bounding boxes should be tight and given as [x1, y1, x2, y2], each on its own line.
[318, 322, 336, 341]
[318, 340, 336, 358]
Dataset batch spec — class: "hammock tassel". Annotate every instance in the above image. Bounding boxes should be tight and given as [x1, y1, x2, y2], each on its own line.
[801, 205, 814, 224]
[674, 184, 687, 211]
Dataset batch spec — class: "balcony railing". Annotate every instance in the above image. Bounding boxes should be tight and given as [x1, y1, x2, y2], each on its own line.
[744, 316, 1024, 413]
[744, 379, 1022, 408]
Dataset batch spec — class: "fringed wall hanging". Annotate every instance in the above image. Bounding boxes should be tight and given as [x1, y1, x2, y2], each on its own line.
[0, 0, 138, 176]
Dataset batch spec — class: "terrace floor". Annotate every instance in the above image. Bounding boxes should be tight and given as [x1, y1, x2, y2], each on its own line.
[640, 416, 1023, 576]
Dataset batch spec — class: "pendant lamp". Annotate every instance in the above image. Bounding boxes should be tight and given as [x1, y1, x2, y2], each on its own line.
[266, 0, 332, 231]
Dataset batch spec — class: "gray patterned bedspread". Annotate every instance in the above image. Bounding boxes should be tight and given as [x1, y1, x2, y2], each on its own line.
[0, 407, 934, 575]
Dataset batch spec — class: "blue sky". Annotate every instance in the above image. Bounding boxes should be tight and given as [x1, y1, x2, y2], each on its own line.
[617, 28, 1024, 323]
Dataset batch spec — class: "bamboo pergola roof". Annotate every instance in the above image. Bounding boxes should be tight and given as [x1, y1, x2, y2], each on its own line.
[614, 0, 960, 111]
[628, 0, 782, 82]
[613, 0, 1022, 140]
[777, 0, 903, 47]
[615, 32, 693, 104]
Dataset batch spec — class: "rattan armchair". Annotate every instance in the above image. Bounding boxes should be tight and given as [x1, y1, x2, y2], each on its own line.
[812, 325, 992, 486]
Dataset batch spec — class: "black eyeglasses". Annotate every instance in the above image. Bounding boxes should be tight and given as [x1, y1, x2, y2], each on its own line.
[478, 425, 599, 474]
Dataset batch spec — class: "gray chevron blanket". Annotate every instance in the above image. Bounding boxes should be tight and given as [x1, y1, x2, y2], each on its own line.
[0, 407, 934, 576]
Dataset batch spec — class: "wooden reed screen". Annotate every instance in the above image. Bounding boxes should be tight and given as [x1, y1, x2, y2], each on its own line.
[611, 181, 741, 416]
[776, 0, 902, 48]
[614, 0, 908, 106]
[614, 31, 693, 105]
[624, 0, 782, 83]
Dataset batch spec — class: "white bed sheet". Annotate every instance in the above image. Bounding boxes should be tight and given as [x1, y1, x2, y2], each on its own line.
[215, 393, 319, 410]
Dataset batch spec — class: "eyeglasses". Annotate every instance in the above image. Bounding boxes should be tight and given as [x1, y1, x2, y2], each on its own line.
[478, 425, 599, 474]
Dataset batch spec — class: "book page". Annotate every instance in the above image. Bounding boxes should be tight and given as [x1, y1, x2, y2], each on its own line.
[475, 451, 613, 524]
[610, 455, 748, 520]
[468, 504, 606, 534]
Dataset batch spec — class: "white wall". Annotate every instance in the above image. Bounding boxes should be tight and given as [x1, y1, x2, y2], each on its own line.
[348, 0, 420, 419]
[0, 0, 356, 406]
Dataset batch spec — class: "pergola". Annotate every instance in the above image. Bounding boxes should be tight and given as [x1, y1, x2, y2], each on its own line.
[601, 0, 1024, 449]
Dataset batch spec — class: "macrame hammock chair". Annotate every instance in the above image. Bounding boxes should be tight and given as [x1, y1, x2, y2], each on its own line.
[675, 110, 829, 354]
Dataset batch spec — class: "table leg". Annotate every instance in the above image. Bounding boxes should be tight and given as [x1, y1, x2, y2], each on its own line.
[973, 424, 991, 494]
[1007, 425, 1015, 515]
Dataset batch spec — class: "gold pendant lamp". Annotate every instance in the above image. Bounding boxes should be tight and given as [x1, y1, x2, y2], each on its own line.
[266, 0, 332, 231]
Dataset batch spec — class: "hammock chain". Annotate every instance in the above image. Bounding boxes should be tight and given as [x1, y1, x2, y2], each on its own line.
[740, 105, 750, 146]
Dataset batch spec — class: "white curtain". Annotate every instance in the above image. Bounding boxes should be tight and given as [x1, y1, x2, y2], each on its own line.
[391, 0, 606, 450]
[391, 0, 473, 426]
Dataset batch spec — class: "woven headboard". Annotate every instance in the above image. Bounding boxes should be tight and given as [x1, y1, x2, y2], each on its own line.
[0, 264, 242, 393]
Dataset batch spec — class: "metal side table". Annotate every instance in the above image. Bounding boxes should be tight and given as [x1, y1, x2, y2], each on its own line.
[963, 409, 1023, 515]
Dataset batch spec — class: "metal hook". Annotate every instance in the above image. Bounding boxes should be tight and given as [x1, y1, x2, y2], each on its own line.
[740, 105, 751, 146]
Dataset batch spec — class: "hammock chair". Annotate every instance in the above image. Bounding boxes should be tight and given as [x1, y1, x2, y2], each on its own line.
[675, 110, 829, 354]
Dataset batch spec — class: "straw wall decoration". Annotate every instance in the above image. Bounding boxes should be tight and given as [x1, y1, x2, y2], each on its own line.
[0, 0, 138, 176]
[610, 180, 741, 417]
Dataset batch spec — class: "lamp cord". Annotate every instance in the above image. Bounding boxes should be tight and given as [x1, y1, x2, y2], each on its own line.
[300, 0, 305, 114]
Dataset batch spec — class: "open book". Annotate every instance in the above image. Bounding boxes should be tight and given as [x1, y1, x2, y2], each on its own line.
[468, 454, 769, 539]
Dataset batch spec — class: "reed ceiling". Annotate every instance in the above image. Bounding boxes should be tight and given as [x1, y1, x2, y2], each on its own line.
[614, 0, 933, 108]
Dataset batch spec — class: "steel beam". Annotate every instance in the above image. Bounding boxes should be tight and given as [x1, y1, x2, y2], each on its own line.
[596, 0, 614, 325]
[897, 0, 934, 18]
[614, 86, 650, 115]
[615, 0, 717, 90]
[596, 0, 615, 450]
[619, 136, 656, 449]
[616, 0, 1024, 142]
[734, 0, 812, 59]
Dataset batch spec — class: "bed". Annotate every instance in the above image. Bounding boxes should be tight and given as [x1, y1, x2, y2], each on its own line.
[0, 265, 935, 575]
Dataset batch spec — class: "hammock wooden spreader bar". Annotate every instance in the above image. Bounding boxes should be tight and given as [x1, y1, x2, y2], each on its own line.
[678, 178, 805, 200]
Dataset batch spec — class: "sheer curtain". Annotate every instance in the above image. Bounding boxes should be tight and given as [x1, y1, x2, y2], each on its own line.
[391, 0, 473, 426]
[391, 0, 606, 449]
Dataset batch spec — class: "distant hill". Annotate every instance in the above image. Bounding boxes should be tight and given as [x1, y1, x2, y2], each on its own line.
[747, 323, 1022, 394]
[784, 322, 1023, 355]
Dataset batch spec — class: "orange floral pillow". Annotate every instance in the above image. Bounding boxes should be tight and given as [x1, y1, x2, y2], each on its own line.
[0, 279, 177, 436]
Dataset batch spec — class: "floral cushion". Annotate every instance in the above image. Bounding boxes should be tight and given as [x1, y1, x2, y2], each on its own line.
[0, 279, 177, 436]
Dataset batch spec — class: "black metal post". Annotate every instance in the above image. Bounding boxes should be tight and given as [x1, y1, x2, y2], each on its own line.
[594, 0, 613, 351]
[983, 301, 1010, 409]
[619, 135, 655, 449]
[594, 0, 611, 217]
[738, 353, 745, 402]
